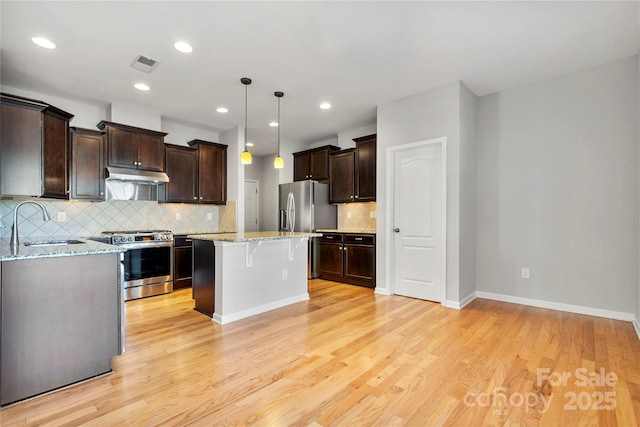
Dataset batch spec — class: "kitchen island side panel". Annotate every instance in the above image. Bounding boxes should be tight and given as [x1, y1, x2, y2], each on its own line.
[1, 253, 119, 406]
[213, 238, 309, 324]
[192, 239, 215, 317]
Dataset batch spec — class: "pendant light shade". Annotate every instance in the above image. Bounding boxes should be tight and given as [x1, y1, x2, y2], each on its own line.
[240, 77, 253, 165]
[273, 91, 284, 169]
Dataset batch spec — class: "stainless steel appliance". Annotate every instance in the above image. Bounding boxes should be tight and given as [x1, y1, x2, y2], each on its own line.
[279, 181, 337, 278]
[102, 230, 174, 300]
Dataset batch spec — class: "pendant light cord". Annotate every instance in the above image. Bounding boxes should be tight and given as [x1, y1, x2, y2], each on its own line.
[277, 96, 281, 156]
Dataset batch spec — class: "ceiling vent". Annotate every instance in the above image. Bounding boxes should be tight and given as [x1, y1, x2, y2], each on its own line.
[130, 55, 158, 73]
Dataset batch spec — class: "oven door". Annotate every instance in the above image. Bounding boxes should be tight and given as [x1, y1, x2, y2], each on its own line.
[122, 243, 173, 287]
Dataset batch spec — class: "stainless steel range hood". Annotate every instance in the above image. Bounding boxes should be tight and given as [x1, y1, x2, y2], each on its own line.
[105, 167, 169, 201]
[105, 167, 169, 183]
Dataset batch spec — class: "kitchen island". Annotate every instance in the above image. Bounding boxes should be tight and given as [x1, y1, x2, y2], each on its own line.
[189, 231, 320, 324]
[0, 238, 125, 406]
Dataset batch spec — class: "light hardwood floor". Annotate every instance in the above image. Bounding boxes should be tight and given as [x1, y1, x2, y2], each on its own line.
[2, 279, 639, 426]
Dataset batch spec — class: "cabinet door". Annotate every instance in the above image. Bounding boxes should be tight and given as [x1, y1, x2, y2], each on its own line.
[309, 149, 330, 181]
[173, 244, 193, 289]
[165, 146, 197, 203]
[355, 137, 376, 201]
[318, 241, 344, 280]
[70, 129, 105, 200]
[0, 104, 43, 196]
[293, 152, 310, 181]
[198, 144, 227, 204]
[137, 133, 165, 171]
[344, 244, 375, 288]
[42, 112, 69, 199]
[329, 151, 355, 203]
[107, 127, 138, 169]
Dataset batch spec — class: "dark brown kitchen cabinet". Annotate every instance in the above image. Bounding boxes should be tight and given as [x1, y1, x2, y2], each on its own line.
[293, 145, 340, 182]
[163, 144, 198, 203]
[173, 235, 193, 289]
[319, 232, 375, 288]
[192, 239, 215, 317]
[353, 134, 376, 202]
[70, 127, 105, 201]
[329, 134, 376, 203]
[328, 149, 355, 203]
[189, 140, 227, 204]
[0, 93, 73, 198]
[97, 121, 167, 172]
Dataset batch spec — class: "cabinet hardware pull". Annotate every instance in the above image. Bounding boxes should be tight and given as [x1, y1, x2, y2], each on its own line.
[193, 197, 197, 200]
[185, 239, 192, 242]
[394, 228, 400, 233]
[355, 237, 362, 241]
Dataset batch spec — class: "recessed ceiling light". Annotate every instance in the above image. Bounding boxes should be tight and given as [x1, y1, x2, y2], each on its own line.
[216, 107, 229, 113]
[269, 121, 279, 127]
[246, 142, 254, 147]
[134, 83, 150, 91]
[174, 41, 193, 53]
[32, 37, 56, 49]
[319, 102, 331, 110]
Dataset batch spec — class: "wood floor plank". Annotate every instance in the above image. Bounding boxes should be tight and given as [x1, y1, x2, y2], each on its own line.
[1, 280, 639, 426]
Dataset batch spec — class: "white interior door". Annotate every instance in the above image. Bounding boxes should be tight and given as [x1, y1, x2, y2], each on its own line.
[392, 143, 444, 302]
[244, 180, 259, 232]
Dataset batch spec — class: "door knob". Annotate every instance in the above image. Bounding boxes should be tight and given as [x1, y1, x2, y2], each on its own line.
[393, 228, 400, 233]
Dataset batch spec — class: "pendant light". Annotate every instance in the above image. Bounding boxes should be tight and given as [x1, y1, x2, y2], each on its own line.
[273, 91, 285, 169]
[240, 77, 253, 165]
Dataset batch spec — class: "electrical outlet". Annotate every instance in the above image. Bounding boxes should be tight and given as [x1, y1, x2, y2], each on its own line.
[369, 211, 375, 218]
[207, 213, 213, 221]
[521, 268, 530, 279]
[347, 212, 352, 219]
[282, 269, 288, 280]
[175, 213, 181, 221]
[57, 212, 66, 222]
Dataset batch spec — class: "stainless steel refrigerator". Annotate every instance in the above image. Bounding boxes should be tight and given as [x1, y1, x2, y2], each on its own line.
[279, 181, 337, 278]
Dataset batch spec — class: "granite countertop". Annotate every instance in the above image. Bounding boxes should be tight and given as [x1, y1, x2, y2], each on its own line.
[173, 230, 233, 236]
[189, 231, 322, 243]
[315, 228, 376, 234]
[0, 238, 125, 262]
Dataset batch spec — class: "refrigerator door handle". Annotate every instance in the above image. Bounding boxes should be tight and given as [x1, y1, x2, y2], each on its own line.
[287, 191, 296, 232]
[279, 210, 287, 230]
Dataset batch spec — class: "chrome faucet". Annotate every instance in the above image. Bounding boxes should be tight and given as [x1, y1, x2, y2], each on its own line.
[11, 201, 51, 247]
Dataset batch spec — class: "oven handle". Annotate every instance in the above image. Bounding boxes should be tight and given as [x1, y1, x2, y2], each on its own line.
[116, 242, 174, 249]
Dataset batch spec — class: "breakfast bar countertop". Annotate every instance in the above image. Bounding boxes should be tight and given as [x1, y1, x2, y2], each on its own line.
[188, 231, 321, 243]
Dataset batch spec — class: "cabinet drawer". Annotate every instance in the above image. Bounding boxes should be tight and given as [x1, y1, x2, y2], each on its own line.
[344, 234, 375, 245]
[320, 233, 343, 243]
[174, 236, 193, 247]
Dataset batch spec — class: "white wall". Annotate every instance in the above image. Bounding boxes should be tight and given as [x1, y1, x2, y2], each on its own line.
[376, 81, 466, 303]
[221, 126, 243, 232]
[459, 84, 478, 302]
[162, 120, 219, 146]
[108, 102, 161, 131]
[1, 85, 107, 130]
[260, 157, 280, 231]
[476, 55, 639, 314]
[338, 124, 377, 149]
[637, 53, 640, 329]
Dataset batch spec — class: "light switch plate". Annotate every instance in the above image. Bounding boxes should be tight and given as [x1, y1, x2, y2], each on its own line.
[57, 212, 66, 222]
[175, 213, 181, 221]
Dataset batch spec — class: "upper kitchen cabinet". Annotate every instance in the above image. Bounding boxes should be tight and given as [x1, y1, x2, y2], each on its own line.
[293, 145, 340, 182]
[353, 134, 376, 202]
[328, 134, 377, 204]
[162, 144, 198, 203]
[188, 139, 227, 204]
[0, 93, 74, 198]
[70, 127, 105, 201]
[97, 121, 167, 172]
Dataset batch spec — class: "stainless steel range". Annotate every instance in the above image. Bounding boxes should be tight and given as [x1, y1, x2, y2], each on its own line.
[102, 230, 174, 301]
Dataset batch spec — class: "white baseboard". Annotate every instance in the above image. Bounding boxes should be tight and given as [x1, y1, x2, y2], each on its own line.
[475, 291, 636, 322]
[444, 292, 477, 310]
[633, 316, 640, 342]
[374, 286, 391, 296]
[212, 293, 309, 325]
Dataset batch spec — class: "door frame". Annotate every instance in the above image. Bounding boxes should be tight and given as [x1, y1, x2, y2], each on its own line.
[385, 136, 447, 304]
[244, 179, 260, 232]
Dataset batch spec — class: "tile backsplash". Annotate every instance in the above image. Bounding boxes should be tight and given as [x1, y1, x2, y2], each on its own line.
[337, 202, 377, 230]
[0, 199, 235, 240]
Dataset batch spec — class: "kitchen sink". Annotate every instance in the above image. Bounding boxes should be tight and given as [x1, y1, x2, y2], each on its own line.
[24, 239, 85, 247]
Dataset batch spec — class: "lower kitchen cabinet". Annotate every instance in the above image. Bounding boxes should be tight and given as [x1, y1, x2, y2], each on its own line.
[173, 235, 193, 289]
[318, 232, 375, 288]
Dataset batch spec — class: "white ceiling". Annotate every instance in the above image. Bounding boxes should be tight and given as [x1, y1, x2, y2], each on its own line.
[1, 1, 638, 156]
